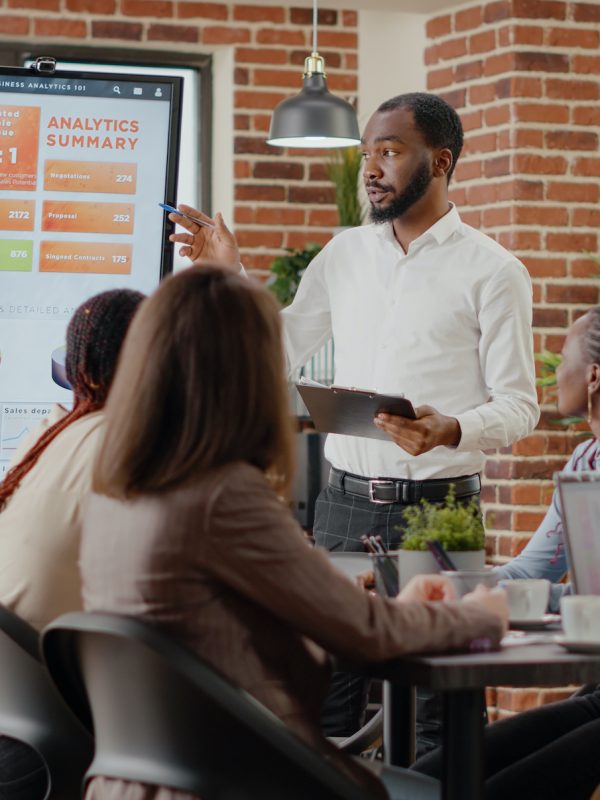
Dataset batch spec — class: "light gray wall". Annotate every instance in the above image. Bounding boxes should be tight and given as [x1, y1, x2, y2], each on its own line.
[358, 10, 427, 126]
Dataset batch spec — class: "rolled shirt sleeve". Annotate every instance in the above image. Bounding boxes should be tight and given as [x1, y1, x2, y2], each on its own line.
[455, 259, 539, 452]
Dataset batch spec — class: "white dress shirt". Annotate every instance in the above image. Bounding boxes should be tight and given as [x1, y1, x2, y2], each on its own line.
[282, 205, 539, 481]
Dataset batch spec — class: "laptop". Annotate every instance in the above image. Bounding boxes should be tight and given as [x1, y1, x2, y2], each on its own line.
[556, 471, 600, 595]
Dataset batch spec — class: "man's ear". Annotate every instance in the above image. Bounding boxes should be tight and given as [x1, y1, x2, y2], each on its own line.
[434, 148, 453, 179]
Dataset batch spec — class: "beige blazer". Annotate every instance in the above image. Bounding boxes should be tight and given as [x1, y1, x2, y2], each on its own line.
[81, 460, 502, 800]
[0, 406, 104, 630]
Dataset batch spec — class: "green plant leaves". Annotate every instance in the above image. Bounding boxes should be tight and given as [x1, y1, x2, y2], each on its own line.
[399, 486, 485, 552]
[266, 243, 322, 307]
[325, 147, 364, 228]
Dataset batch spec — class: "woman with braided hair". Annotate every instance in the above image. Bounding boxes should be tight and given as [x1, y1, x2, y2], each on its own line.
[0, 288, 144, 630]
[413, 306, 600, 800]
[0, 289, 144, 800]
[491, 305, 600, 610]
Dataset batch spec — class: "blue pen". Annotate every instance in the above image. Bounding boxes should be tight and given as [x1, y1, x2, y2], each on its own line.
[159, 203, 215, 230]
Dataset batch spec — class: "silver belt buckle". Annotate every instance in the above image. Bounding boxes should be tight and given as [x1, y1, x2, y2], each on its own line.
[368, 479, 397, 504]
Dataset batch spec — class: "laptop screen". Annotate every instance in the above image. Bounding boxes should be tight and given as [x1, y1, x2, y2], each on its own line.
[557, 472, 600, 595]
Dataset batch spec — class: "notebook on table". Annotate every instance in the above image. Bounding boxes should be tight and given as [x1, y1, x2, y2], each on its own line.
[556, 471, 600, 595]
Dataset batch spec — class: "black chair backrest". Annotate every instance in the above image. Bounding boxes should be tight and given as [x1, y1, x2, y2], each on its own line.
[0, 603, 41, 661]
[0, 605, 93, 800]
[42, 612, 370, 800]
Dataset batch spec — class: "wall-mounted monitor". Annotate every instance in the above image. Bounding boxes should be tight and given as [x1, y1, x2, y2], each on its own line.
[0, 63, 182, 475]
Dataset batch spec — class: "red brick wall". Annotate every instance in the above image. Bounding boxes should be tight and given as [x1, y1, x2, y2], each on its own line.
[0, 0, 359, 277]
[426, 0, 600, 718]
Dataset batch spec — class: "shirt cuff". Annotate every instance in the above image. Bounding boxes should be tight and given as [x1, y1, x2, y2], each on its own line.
[452, 409, 484, 452]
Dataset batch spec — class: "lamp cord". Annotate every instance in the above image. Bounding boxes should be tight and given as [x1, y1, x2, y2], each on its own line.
[312, 0, 318, 53]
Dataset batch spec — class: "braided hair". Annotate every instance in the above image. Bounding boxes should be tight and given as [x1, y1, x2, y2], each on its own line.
[0, 288, 144, 511]
[583, 306, 600, 364]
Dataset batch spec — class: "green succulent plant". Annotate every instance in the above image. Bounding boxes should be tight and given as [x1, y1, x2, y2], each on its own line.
[400, 486, 485, 552]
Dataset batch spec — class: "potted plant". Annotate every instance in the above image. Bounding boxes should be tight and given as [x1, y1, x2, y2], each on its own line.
[397, 487, 486, 588]
[266, 243, 322, 307]
[325, 146, 364, 231]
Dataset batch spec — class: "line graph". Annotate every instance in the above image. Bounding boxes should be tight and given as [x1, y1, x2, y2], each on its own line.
[0, 403, 52, 472]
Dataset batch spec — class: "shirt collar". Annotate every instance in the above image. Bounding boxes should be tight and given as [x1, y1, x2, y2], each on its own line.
[373, 203, 461, 251]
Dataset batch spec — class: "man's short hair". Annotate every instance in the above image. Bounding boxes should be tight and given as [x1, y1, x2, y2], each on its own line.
[377, 92, 464, 182]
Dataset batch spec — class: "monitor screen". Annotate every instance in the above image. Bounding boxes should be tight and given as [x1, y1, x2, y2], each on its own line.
[0, 65, 182, 475]
[557, 473, 600, 595]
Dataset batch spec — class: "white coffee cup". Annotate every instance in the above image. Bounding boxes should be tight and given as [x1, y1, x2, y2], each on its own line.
[499, 579, 550, 621]
[560, 596, 600, 642]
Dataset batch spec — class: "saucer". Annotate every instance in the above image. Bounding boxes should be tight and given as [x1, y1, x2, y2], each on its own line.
[555, 636, 600, 655]
[509, 614, 561, 630]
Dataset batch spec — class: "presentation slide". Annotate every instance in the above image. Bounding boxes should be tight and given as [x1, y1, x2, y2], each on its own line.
[0, 67, 181, 475]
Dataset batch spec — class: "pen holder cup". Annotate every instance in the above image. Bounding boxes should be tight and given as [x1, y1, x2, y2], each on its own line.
[369, 552, 400, 598]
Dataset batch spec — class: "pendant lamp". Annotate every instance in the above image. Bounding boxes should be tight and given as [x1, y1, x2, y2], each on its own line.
[266, 0, 360, 149]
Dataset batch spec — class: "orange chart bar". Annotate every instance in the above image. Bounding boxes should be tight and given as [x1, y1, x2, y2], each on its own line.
[41, 201, 134, 235]
[44, 160, 138, 194]
[39, 241, 132, 274]
[0, 199, 35, 231]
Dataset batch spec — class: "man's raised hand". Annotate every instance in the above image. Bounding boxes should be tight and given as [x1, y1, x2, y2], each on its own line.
[168, 204, 240, 270]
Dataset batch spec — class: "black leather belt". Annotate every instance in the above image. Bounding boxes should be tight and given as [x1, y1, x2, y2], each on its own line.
[328, 467, 481, 505]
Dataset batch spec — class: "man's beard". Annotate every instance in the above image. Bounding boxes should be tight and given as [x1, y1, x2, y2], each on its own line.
[369, 158, 433, 224]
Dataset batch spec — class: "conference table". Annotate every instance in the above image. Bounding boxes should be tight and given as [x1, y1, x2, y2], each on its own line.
[367, 639, 600, 800]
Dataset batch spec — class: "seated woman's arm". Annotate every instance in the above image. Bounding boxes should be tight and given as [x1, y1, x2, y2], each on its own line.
[493, 484, 568, 612]
[202, 465, 504, 662]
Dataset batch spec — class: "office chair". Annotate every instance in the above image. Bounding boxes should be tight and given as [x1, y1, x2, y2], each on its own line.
[42, 612, 375, 800]
[0, 604, 93, 799]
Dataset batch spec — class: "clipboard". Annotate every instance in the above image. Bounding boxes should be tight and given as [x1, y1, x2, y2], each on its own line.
[296, 382, 416, 441]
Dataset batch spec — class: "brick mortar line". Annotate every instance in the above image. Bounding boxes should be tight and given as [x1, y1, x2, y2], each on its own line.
[458, 151, 600, 158]
[480, 451, 577, 457]
[450, 181, 600, 190]
[429, 16, 600, 40]
[485, 503, 552, 512]
[237, 158, 599, 169]
[429, 21, 600, 46]
[7, 8, 358, 28]
[429, 42, 600, 65]
[451, 200, 600, 207]
[448, 106, 600, 119]
[428, 61, 600, 77]
[446, 224, 600, 232]
[482, 476, 560, 481]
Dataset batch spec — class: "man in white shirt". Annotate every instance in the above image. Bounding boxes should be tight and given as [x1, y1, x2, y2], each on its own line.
[169, 91, 539, 746]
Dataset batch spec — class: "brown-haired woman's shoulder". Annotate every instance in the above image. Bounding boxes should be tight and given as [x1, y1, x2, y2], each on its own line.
[176, 460, 291, 534]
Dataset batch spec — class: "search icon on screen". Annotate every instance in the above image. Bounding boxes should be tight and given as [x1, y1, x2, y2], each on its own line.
[113, 85, 120, 95]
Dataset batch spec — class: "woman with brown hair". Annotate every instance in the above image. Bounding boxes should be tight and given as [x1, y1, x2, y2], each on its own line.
[81, 265, 506, 800]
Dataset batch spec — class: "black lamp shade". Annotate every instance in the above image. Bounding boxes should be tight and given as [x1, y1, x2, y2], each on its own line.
[267, 73, 360, 148]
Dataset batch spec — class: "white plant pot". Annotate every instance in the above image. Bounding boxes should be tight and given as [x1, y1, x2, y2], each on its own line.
[397, 550, 485, 590]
